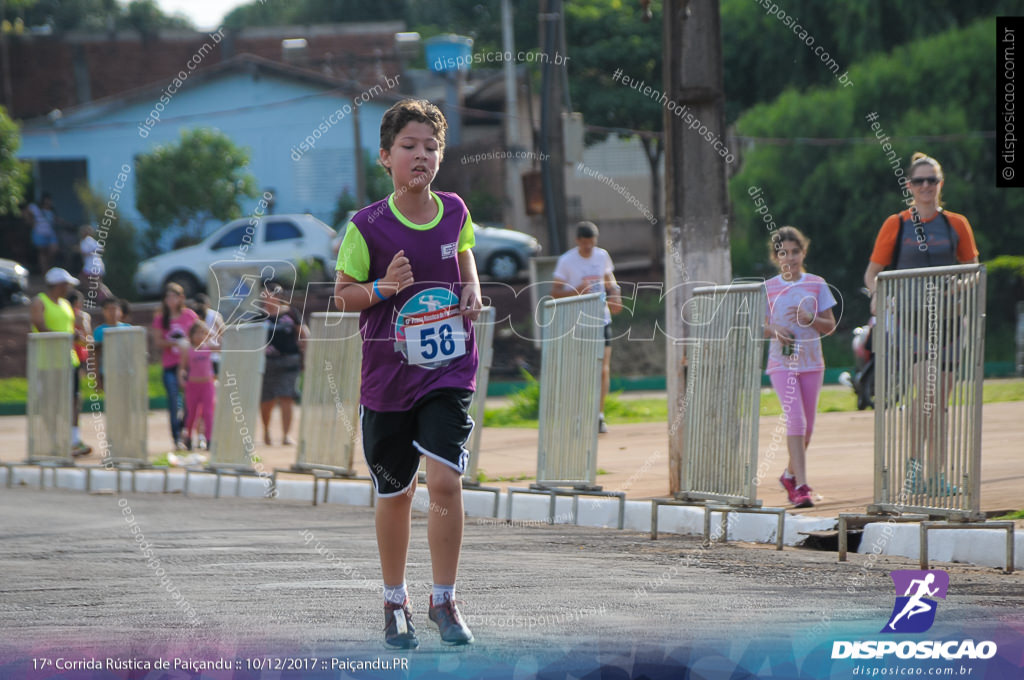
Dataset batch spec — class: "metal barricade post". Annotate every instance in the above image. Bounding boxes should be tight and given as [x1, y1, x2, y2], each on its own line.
[507, 293, 626, 528]
[837, 264, 1013, 572]
[651, 282, 784, 549]
[25, 333, 74, 471]
[187, 322, 267, 497]
[87, 326, 167, 494]
[102, 327, 149, 463]
[463, 307, 501, 516]
[273, 312, 373, 505]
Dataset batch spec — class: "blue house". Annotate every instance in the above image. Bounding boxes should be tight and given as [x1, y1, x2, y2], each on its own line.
[17, 54, 404, 247]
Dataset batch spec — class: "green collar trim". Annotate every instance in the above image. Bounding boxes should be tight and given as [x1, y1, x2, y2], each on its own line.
[388, 192, 444, 230]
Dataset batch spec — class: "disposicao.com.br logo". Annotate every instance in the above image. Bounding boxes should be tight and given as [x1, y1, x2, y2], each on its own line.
[832, 570, 998, 661]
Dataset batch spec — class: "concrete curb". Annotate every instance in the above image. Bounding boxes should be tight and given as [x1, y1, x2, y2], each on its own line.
[859, 521, 1023, 571]
[1, 466, 1016, 568]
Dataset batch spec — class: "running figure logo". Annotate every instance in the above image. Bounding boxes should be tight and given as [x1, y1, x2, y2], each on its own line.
[882, 570, 949, 634]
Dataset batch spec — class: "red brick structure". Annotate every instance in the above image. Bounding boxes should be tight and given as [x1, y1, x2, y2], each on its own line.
[5, 22, 405, 120]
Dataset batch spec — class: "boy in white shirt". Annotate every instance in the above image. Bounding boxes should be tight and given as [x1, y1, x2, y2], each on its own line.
[551, 221, 622, 433]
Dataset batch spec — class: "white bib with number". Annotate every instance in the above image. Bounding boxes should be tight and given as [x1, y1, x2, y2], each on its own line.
[404, 314, 467, 366]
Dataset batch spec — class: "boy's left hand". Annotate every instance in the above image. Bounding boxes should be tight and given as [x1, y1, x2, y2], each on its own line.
[460, 283, 482, 321]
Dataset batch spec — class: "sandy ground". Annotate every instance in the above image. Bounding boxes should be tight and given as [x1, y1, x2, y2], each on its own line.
[2, 397, 1021, 519]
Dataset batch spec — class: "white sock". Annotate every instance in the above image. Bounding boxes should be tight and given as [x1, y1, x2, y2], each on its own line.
[433, 584, 455, 604]
[782, 469, 794, 479]
[72, 426, 80, 442]
[383, 583, 407, 606]
[599, 412, 605, 419]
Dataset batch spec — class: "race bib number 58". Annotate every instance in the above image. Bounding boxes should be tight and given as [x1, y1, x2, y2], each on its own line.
[405, 317, 467, 366]
[395, 287, 469, 370]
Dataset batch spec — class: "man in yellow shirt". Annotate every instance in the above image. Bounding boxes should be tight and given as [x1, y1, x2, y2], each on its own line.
[29, 268, 91, 457]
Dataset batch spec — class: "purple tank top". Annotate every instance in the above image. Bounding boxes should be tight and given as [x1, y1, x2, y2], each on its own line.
[353, 191, 478, 411]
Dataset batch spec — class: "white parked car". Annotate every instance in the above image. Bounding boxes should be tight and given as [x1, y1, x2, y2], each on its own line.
[134, 214, 336, 299]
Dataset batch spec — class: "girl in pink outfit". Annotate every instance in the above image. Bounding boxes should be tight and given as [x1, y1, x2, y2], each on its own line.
[178, 321, 219, 451]
[764, 227, 838, 508]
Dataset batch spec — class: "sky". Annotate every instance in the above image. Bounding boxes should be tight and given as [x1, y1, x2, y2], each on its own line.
[154, 0, 250, 30]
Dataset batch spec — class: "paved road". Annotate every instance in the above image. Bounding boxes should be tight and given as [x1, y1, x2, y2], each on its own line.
[1, 488, 1022, 678]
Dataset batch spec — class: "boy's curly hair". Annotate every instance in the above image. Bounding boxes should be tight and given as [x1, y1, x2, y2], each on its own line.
[379, 99, 448, 174]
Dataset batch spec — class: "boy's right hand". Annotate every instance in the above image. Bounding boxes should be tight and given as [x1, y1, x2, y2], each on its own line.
[382, 250, 415, 295]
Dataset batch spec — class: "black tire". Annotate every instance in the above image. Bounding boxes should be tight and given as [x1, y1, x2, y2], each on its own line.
[165, 271, 201, 299]
[486, 251, 522, 280]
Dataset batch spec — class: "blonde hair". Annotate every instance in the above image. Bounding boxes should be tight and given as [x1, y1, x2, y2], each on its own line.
[909, 152, 944, 206]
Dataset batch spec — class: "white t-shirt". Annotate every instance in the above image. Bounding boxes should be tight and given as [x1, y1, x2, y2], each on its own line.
[28, 204, 55, 237]
[553, 246, 615, 325]
[80, 235, 104, 276]
[204, 307, 224, 363]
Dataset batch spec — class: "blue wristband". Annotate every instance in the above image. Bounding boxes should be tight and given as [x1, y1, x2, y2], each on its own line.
[373, 279, 388, 301]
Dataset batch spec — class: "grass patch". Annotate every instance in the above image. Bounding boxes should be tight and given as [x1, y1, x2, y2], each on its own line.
[475, 470, 534, 483]
[483, 379, 1024, 427]
[993, 509, 1024, 521]
[0, 363, 167, 405]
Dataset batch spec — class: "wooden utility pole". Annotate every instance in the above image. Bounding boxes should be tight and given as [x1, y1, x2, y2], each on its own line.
[539, 0, 567, 254]
[663, 0, 732, 494]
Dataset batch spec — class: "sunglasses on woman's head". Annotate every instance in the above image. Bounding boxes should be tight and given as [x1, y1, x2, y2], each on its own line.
[910, 176, 941, 186]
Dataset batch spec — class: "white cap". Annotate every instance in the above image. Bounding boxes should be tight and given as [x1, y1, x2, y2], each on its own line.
[44, 268, 80, 286]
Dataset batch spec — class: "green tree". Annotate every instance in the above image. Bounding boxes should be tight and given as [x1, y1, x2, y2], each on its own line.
[565, 0, 664, 258]
[3, 0, 192, 33]
[720, 0, 1020, 122]
[729, 18, 1024, 356]
[135, 128, 258, 255]
[223, 0, 406, 30]
[0, 106, 29, 215]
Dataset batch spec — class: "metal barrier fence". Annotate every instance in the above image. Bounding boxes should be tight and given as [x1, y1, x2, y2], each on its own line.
[209, 323, 266, 470]
[102, 327, 149, 463]
[872, 264, 986, 520]
[27, 332, 73, 463]
[677, 282, 766, 506]
[528, 256, 559, 350]
[535, 293, 605, 487]
[295, 312, 362, 474]
[465, 306, 496, 482]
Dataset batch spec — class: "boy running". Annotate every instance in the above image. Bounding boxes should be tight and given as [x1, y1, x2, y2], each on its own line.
[334, 99, 481, 648]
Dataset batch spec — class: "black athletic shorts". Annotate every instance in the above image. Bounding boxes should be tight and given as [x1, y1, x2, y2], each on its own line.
[361, 388, 474, 497]
[604, 324, 612, 347]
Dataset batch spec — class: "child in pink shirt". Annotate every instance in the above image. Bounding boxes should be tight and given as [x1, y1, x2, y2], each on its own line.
[178, 321, 219, 451]
[764, 227, 838, 508]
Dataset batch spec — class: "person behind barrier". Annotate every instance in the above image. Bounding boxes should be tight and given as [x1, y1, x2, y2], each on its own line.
[862, 153, 979, 495]
[193, 293, 225, 376]
[67, 290, 92, 449]
[78, 225, 112, 307]
[29, 268, 91, 457]
[192, 293, 225, 450]
[92, 298, 130, 391]
[24, 193, 58, 274]
[552, 221, 623, 434]
[151, 282, 199, 451]
[178, 321, 219, 452]
[259, 282, 308, 446]
[334, 98, 481, 649]
[764, 227, 837, 509]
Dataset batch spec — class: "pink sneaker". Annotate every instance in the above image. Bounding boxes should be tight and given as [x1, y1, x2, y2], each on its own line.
[779, 472, 798, 504]
[793, 484, 815, 508]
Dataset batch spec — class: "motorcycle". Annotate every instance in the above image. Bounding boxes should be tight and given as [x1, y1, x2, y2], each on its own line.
[839, 288, 875, 410]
